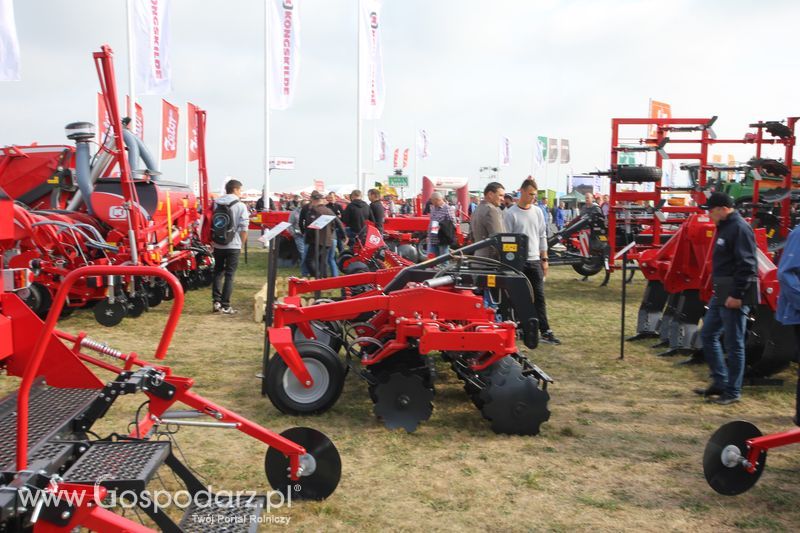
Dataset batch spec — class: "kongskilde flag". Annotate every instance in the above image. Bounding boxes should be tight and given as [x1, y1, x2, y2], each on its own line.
[161, 99, 179, 160]
[133, 0, 172, 95]
[392, 148, 399, 168]
[269, 0, 301, 110]
[359, 0, 384, 120]
[187, 102, 199, 162]
[560, 139, 570, 164]
[547, 138, 559, 163]
[499, 136, 511, 167]
[0, 0, 21, 81]
[416, 129, 430, 159]
[374, 130, 386, 161]
[402, 148, 409, 169]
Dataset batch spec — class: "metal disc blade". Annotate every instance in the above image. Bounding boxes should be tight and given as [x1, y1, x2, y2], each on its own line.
[373, 372, 434, 433]
[265, 427, 341, 501]
[703, 421, 766, 495]
[126, 295, 147, 318]
[479, 357, 550, 436]
[93, 301, 126, 327]
[146, 284, 164, 307]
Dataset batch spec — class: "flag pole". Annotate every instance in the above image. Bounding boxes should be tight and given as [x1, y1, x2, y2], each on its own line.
[356, 0, 363, 192]
[157, 100, 163, 168]
[125, 0, 135, 118]
[413, 127, 418, 198]
[184, 106, 189, 185]
[264, 0, 271, 207]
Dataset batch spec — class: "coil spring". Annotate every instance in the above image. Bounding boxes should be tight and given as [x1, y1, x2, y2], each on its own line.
[80, 337, 124, 359]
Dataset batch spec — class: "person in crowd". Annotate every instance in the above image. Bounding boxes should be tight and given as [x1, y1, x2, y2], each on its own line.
[504, 178, 561, 345]
[694, 192, 758, 405]
[288, 199, 310, 276]
[502, 193, 515, 210]
[368, 188, 386, 234]
[468, 195, 479, 216]
[211, 179, 250, 315]
[400, 198, 413, 215]
[287, 195, 301, 211]
[423, 198, 433, 215]
[255, 196, 265, 212]
[301, 191, 344, 278]
[326, 192, 344, 253]
[600, 194, 610, 217]
[776, 225, 800, 425]
[470, 182, 506, 257]
[581, 192, 601, 217]
[555, 201, 566, 231]
[342, 189, 374, 243]
[427, 192, 456, 257]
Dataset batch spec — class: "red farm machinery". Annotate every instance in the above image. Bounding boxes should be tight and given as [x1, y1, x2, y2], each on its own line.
[0, 45, 215, 327]
[259, 232, 553, 434]
[0, 185, 342, 530]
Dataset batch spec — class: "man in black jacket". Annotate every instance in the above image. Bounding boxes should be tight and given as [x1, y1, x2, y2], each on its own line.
[342, 189, 373, 242]
[694, 192, 758, 405]
[368, 188, 385, 234]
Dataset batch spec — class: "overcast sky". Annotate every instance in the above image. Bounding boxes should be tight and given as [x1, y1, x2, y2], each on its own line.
[2, 0, 799, 195]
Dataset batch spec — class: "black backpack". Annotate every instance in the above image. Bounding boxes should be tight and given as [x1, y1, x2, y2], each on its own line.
[438, 217, 456, 246]
[211, 200, 239, 245]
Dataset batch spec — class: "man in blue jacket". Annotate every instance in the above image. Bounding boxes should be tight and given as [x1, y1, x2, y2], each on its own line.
[776, 225, 800, 425]
[694, 192, 758, 405]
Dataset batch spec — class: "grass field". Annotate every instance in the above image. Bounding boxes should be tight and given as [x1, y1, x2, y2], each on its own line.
[3, 246, 799, 532]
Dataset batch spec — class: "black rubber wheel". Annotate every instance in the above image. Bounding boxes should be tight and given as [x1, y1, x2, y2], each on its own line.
[265, 341, 345, 415]
[572, 256, 604, 277]
[703, 421, 766, 495]
[291, 321, 344, 354]
[265, 427, 341, 500]
[615, 165, 662, 183]
[21, 282, 52, 319]
[336, 252, 355, 272]
[396, 243, 419, 263]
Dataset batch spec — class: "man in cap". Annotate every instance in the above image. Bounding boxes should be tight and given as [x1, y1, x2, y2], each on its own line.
[694, 192, 758, 405]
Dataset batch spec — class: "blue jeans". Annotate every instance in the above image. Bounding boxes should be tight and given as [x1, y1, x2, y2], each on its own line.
[427, 243, 450, 257]
[701, 295, 750, 398]
[294, 234, 310, 276]
[327, 237, 339, 277]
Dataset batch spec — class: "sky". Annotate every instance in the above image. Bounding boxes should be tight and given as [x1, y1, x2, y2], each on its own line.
[2, 0, 800, 196]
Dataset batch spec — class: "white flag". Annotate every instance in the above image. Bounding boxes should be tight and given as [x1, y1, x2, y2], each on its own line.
[416, 129, 430, 159]
[133, 0, 172, 95]
[269, 0, 301, 110]
[0, 0, 21, 81]
[374, 130, 386, 161]
[534, 138, 544, 167]
[359, 0, 385, 120]
[499, 136, 511, 166]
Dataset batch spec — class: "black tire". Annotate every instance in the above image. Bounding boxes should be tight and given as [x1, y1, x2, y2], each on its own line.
[615, 165, 662, 183]
[265, 341, 345, 415]
[336, 252, 354, 272]
[291, 321, 344, 354]
[571, 256, 604, 277]
[21, 282, 52, 319]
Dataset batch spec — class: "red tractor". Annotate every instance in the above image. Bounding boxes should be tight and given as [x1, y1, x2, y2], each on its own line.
[0, 184, 341, 530]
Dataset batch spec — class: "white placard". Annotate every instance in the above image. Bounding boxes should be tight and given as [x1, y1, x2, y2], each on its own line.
[260, 221, 292, 243]
[307, 214, 335, 230]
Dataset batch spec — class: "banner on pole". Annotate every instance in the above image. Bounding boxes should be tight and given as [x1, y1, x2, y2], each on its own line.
[536, 136, 548, 164]
[533, 137, 545, 167]
[97, 93, 111, 143]
[416, 129, 430, 159]
[133, 0, 172, 95]
[269, 0, 301, 110]
[0, 0, 21, 81]
[313, 179, 325, 192]
[392, 148, 399, 168]
[547, 138, 559, 163]
[187, 102, 199, 162]
[499, 136, 511, 166]
[125, 96, 144, 139]
[559, 139, 570, 164]
[402, 148, 409, 169]
[374, 130, 386, 161]
[161, 99, 179, 160]
[359, 0, 385, 120]
[648, 99, 671, 138]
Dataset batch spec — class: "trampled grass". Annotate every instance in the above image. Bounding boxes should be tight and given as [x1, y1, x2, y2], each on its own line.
[3, 246, 799, 532]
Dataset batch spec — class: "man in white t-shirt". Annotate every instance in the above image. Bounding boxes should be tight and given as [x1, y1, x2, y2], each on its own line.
[504, 177, 561, 345]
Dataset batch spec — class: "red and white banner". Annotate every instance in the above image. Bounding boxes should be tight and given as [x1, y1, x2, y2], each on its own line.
[269, 0, 301, 110]
[416, 129, 430, 159]
[161, 99, 179, 160]
[313, 179, 325, 192]
[499, 136, 511, 166]
[126, 96, 144, 139]
[402, 148, 409, 169]
[374, 130, 386, 161]
[97, 93, 111, 143]
[187, 102, 199, 162]
[0, 0, 21, 81]
[359, 0, 384, 120]
[392, 148, 399, 168]
[133, 0, 172, 95]
[648, 99, 671, 138]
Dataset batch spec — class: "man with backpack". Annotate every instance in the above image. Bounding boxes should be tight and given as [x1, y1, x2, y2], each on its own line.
[210, 179, 250, 314]
[427, 192, 456, 257]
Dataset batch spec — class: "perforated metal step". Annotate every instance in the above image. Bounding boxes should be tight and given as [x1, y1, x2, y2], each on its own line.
[178, 496, 266, 533]
[0, 384, 99, 471]
[63, 441, 170, 492]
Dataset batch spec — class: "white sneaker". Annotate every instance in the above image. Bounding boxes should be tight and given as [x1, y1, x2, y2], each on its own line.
[221, 306, 238, 315]
[213, 302, 222, 313]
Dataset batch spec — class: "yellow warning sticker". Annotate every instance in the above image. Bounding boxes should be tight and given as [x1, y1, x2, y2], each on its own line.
[487, 274, 496, 287]
[706, 230, 713, 238]
[502, 244, 517, 252]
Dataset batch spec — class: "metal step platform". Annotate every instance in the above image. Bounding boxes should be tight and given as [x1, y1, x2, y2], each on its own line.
[178, 495, 266, 533]
[63, 441, 171, 492]
[0, 383, 99, 472]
